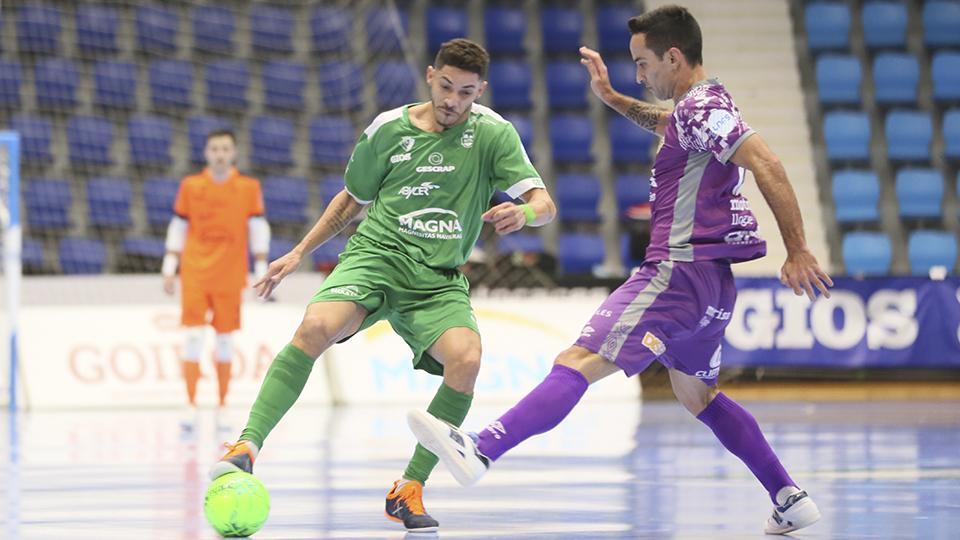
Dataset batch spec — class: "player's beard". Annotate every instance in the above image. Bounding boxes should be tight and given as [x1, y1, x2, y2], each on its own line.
[434, 102, 470, 128]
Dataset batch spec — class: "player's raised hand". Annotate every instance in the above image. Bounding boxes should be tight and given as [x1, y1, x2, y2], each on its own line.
[482, 202, 526, 235]
[780, 249, 834, 301]
[254, 250, 302, 299]
[163, 275, 176, 296]
[579, 46, 615, 101]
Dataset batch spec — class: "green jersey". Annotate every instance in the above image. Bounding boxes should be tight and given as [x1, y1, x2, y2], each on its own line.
[343, 103, 544, 269]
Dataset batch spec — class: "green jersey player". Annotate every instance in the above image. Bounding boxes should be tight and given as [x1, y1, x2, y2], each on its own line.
[210, 39, 557, 533]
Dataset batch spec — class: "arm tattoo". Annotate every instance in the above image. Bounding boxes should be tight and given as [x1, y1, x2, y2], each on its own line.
[327, 204, 353, 235]
[624, 100, 667, 132]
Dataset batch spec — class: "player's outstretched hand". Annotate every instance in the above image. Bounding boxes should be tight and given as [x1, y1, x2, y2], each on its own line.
[254, 250, 301, 299]
[163, 275, 176, 296]
[579, 46, 615, 102]
[482, 202, 526, 235]
[780, 249, 834, 301]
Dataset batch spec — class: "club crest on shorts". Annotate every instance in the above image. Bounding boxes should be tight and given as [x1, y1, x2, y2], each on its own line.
[641, 331, 666, 356]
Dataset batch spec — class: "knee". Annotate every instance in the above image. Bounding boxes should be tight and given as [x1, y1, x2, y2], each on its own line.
[554, 345, 593, 371]
[679, 385, 720, 416]
[293, 313, 340, 355]
[182, 327, 205, 361]
[447, 342, 482, 376]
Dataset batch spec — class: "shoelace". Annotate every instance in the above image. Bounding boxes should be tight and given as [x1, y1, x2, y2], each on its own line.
[222, 441, 252, 460]
[396, 483, 427, 515]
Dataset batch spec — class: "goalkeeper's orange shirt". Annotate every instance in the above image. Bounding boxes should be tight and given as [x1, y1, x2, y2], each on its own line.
[174, 168, 265, 291]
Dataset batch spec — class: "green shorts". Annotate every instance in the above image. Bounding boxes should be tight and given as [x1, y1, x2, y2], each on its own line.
[310, 234, 478, 375]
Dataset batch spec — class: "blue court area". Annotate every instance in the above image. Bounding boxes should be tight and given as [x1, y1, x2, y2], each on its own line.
[1, 400, 958, 539]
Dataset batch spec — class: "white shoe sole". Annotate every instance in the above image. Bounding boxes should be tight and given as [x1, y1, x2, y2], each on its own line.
[765, 497, 821, 535]
[407, 410, 482, 487]
[208, 461, 242, 481]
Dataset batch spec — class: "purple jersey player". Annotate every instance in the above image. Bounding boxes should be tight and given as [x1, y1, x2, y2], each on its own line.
[408, 5, 833, 536]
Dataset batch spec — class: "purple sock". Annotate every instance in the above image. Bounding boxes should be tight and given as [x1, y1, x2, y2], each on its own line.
[476, 364, 589, 461]
[696, 392, 796, 504]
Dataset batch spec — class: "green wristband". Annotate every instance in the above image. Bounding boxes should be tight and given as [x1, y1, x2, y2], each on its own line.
[519, 204, 537, 225]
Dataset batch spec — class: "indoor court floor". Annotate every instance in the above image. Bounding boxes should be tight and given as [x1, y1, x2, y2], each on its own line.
[1, 399, 958, 539]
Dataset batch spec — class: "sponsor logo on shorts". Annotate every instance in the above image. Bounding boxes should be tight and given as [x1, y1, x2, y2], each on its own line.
[417, 152, 456, 173]
[397, 208, 463, 240]
[390, 152, 412, 164]
[398, 182, 440, 199]
[580, 325, 596, 338]
[400, 136, 415, 152]
[695, 368, 720, 379]
[594, 309, 613, 318]
[329, 285, 360, 297]
[641, 331, 667, 356]
[695, 345, 722, 379]
[698, 305, 732, 328]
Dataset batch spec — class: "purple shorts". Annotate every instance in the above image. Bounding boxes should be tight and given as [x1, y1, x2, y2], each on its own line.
[574, 260, 736, 385]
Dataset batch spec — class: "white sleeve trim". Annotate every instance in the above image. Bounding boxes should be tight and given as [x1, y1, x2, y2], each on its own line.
[248, 216, 271, 254]
[164, 216, 188, 252]
[363, 106, 406, 138]
[344, 187, 373, 205]
[505, 177, 545, 199]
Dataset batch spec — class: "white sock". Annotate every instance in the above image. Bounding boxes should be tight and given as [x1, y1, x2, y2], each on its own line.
[238, 440, 260, 458]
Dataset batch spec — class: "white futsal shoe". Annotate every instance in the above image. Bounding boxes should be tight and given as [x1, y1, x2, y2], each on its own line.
[407, 410, 490, 486]
[179, 405, 199, 432]
[764, 487, 821, 534]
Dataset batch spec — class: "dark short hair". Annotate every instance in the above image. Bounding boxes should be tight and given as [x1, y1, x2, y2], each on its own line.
[206, 129, 236, 144]
[628, 5, 703, 66]
[434, 38, 490, 79]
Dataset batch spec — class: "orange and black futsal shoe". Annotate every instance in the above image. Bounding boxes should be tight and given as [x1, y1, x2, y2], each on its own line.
[208, 440, 259, 480]
[385, 479, 439, 532]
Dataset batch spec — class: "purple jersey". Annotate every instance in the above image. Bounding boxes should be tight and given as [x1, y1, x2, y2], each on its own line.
[644, 79, 766, 264]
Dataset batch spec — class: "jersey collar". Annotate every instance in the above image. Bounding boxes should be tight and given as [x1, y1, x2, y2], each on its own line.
[203, 167, 239, 184]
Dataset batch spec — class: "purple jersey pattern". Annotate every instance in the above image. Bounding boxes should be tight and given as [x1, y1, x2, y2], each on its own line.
[644, 79, 766, 264]
[574, 259, 736, 385]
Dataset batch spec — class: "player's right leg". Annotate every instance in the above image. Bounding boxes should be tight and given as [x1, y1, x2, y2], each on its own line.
[179, 326, 204, 431]
[210, 300, 367, 479]
[408, 345, 619, 486]
[179, 280, 209, 432]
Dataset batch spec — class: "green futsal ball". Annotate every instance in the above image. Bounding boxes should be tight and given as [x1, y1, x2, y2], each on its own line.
[204, 472, 270, 538]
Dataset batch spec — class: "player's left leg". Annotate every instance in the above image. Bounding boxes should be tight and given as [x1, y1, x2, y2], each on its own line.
[386, 326, 479, 533]
[408, 261, 668, 487]
[407, 346, 620, 487]
[669, 369, 821, 535]
[210, 289, 241, 433]
[214, 333, 232, 407]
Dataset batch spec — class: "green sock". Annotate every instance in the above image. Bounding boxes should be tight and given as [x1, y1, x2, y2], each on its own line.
[403, 382, 473, 484]
[239, 344, 315, 448]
